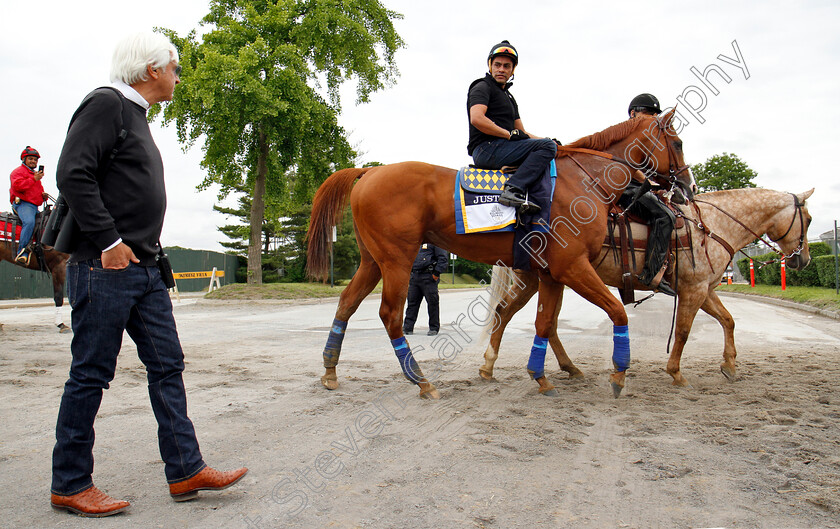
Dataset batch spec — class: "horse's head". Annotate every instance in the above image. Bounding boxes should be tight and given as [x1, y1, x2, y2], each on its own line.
[626, 110, 695, 201]
[768, 189, 814, 271]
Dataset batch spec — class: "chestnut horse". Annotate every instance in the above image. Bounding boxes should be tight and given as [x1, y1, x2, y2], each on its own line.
[1, 208, 70, 332]
[307, 112, 692, 398]
[479, 187, 814, 386]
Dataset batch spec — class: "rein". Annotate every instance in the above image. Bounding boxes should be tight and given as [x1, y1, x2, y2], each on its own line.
[692, 193, 805, 259]
[556, 114, 693, 199]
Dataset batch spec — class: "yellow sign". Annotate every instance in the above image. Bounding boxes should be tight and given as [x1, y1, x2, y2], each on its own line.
[173, 270, 225, 279]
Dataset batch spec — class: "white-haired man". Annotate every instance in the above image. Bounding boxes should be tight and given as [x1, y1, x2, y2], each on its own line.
[51, 32, 247, 518]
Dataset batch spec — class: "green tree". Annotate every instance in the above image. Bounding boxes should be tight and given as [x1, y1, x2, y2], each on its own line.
[153, 0, 404, 283]
[213, 189, 285, 257]
[691, 152, 758, 193]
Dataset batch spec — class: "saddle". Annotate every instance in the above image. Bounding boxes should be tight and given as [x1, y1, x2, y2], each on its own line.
[455, 162, 555, 270]
[601, 194, 689, 305]
[1, 207, 51, 270]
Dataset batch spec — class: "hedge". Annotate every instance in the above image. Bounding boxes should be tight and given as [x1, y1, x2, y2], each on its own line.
[736, 242, 832, 287]
[815, 255, 840, 288]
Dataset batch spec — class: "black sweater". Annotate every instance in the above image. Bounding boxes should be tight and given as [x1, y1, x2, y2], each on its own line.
[56, 88, 166, 266]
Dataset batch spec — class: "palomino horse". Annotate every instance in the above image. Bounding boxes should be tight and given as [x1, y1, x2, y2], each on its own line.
[1, 208, 71, 332]
[479, 187, 814, 387]
[306, 112, 693, 398]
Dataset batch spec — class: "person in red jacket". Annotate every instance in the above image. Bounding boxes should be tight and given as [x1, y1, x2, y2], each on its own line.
[9, 146, 47, 265]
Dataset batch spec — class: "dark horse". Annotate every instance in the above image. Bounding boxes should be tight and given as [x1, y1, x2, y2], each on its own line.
[306, 112, 693, 398]
[1, 206, 70, 332]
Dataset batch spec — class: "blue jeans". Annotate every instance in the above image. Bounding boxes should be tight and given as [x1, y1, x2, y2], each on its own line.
[11, 200, 37, 251]
[471, 137, 557, 190]
[52, 260, 204, 495]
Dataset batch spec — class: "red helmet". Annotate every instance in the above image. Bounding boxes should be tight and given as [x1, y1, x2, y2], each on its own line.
[20, 146, 40, 161]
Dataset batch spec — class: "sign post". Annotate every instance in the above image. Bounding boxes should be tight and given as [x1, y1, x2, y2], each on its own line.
[834, 220, 838, 295]
[780, 259, 786, 291]
[330, 226, 336, 288]
[749, 259, 755, 287]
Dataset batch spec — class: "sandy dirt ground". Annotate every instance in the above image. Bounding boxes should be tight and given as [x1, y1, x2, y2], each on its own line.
[1, 288, 839, 529]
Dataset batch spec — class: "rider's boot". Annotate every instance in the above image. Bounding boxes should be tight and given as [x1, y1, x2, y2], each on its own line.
[15, 247, 30, 265]
[498, 183, 527, 208]
[499, 184, 541, 215]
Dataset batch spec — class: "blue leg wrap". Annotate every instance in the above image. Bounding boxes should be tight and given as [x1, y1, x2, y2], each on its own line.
[612, 325, 630, 372]
[526, 336, 549, 380]
[323, 319, 347, 368]
[392, 337, 424, 384]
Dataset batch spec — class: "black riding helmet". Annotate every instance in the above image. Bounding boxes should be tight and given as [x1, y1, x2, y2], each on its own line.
[488, 40, 518, 67]
[628, 93, 661, 116]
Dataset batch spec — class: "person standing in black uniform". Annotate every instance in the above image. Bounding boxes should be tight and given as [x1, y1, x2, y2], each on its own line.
[403, 243, 449, 336]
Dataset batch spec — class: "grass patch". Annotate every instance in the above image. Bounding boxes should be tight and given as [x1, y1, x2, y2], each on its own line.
[716, 283, 840, 313]
[205, 275, 484, 301]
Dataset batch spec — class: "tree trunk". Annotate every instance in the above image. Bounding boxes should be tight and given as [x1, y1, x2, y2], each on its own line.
[247, 129, 269, 284]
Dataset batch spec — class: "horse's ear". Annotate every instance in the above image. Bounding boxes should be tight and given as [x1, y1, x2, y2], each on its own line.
[798, 188, 815, 202]
[658, 108, 677, 129]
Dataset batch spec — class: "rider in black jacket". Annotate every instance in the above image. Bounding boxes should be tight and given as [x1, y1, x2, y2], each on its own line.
[620, 93, 677, 296]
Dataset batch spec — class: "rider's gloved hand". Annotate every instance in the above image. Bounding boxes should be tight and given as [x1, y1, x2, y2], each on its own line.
[509, 129, 528, 141]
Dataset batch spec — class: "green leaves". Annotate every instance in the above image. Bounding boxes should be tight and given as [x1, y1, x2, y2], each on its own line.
[692, 152, 758, 193]
[154, 0, 403, 282]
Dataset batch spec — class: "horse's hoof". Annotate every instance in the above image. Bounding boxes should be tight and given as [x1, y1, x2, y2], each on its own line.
[419, 387, 441, 399]
[539, 388, 559, 397]
[671, 376, 691, 388]
[321, 374, 339, 390]
[567, 369, 585, 380]
[720, 365, 737, 382]
[609, 372, 626, 398]
[478, 369, 495, 381]
[57, 323, 71, 333]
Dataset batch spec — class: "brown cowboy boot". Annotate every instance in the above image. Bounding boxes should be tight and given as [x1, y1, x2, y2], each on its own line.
[51, 485, 130, 517]
[14, 247, 30, 266]
[169, 466, 248, 502]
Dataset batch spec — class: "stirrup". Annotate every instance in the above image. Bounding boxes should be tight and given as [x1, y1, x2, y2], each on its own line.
[519, 195, 541, 215]
[647, 267, 675, 296]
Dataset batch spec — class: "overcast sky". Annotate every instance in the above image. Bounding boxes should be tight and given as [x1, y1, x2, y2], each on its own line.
[2, 0, 838, 253]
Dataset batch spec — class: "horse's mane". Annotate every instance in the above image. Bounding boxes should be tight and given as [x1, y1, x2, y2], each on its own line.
[559, 116, 648, 156]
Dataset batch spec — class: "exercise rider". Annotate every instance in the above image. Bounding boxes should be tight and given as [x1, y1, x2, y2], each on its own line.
[467, 40, 557, 213]
[621, 93, 677, 296]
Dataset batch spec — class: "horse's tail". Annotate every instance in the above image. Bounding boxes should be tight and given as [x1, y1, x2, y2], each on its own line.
[306, 167, 369, 280]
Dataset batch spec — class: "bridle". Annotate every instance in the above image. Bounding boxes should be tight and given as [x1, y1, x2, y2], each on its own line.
[556, 114, 693, 201]
[650, 113, 693, 199]
[692, 193, 806, 260]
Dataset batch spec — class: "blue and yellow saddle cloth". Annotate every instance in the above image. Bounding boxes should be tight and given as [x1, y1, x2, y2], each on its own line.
[454, 160, 556, 234]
